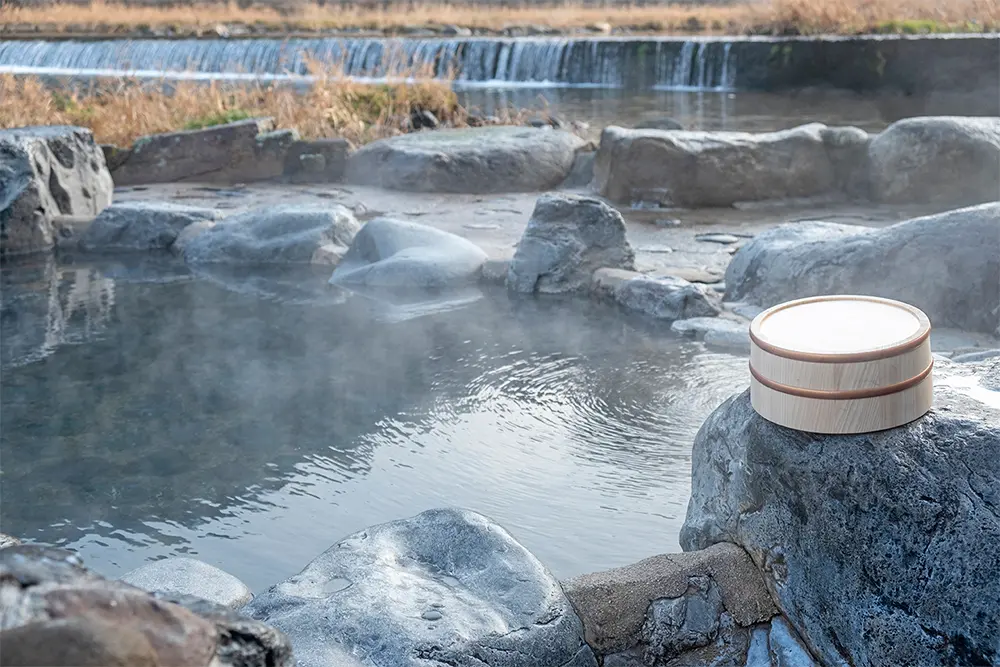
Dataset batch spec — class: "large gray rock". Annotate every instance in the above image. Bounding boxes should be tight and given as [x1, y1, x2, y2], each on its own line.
[869, 116, 1000, 205]
[78, 201, 223, 253]
[724, 203, 1000, 335]
[592, 124, 854, 207]
[184, 205, 360, 265]
[508, 194, 635, 294]
[0, 126, 113, 256]
[0, 544, 291, 667]
[591, 269, 721, 321]
[244, 508, 597, 667]
[111, 119, 298, 186]
[346, 127, 586, 194]
[680, 360, 1000, 666]
[120, 557, 252, 609]
[330, 218, 488, 288]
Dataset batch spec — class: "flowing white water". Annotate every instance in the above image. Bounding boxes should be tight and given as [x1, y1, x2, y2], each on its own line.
[0, 37, 740, 90]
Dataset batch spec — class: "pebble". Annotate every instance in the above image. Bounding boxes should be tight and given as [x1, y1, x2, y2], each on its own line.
[696, 233, 740, 244]
[421, 610, 443, 621]
[637, 245, 673, 254]
[654, 218, 681, 227]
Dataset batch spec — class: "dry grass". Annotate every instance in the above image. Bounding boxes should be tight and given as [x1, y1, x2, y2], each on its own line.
[0, 65, 528, 147]
[1, 0, 996, 35]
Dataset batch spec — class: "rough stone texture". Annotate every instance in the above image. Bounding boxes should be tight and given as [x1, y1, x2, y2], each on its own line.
[724, 203, 1000, 335]
[121, 557, 252, 608]
[642, 576, 724, 661]
[0, 533, 21, 549]
[346, 127, 586, 194]
[0, 545, 291, 667]
[284, 138, 350, 183]
[508, 194, 635, 294]
[111, 118, 299, 186]
[820, 126, 871, 199]
[0, 126, 113, 256]
[562, 543, 777, 656]
[767, 617, 817, 667]
[869, 116, 1000, 205]
[78, 201, 223, 253]
[157, 593, 294, 667]
[560, 151, 596, 189]
[592, 124, 851, 207]
[591, 269, 721, 321]
[244, 508, 597, 667]
[183, 205, 360, 265]
[680, 359, 1000, 667]
[330, 217, 488, 288]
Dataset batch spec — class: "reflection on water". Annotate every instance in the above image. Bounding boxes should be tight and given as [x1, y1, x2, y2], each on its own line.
[0, 256, 748, 589]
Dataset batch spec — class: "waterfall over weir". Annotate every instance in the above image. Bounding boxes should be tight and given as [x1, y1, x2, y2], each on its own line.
[0, 37, 738, 90]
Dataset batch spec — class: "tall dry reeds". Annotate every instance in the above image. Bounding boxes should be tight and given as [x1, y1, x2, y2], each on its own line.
[0, 63, 526, 147]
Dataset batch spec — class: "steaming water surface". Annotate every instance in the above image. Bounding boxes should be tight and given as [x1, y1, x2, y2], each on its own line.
[1, 258, 748, 589]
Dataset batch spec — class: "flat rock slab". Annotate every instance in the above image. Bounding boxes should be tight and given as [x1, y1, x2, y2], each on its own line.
[330, 217, 488, 288]
[183, 205, 360, 265]
[591, 269, 721, 322]
[120, 557, 252, 609]
[724, 202, 1000, 335]
[244, 508, 597, 667]
[1, 125, 113, 256]
[79, 201, 223, 253]
[111, 119, 298, 186]
[346, 127, 586, 194]
[681, 359, 1000, 666]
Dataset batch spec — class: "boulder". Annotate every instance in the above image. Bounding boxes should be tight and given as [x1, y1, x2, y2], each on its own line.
[508, 194, 635, 294]
[0, 126, 113, 256]
[283, 138, 350, 183]
[330, 217, 488, 288]
[244, 508, 597, 667]
[183, 205, 360, 265]
[680, 359, 1000, 666]
[346, 127, 586, 194]
[0, 533, 21, 549]
[0, 544, 291, 667]
[592, 124, 857, 207]
[591, 269, 721, 321]
[723, 203, 1000, 335]
[869, 116, 1000, 205]
[78, 201, 223, 253]
[120, 557, 252, 608]
[111, 119, 298, 186]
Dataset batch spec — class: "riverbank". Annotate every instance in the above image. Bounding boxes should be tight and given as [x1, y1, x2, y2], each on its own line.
[0, 71, 539, 147]
[1, 0, 997, 40]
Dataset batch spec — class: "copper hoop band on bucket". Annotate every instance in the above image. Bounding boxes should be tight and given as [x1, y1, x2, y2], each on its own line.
[748, 360, 934, 401]
[749, 295, 932, 364]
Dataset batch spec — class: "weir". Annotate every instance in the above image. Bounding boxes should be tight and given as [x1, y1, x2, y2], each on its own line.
[0, 34, 996, 93]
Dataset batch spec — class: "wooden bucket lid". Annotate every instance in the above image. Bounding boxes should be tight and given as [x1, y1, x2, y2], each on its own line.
[750, 295, 931, 364]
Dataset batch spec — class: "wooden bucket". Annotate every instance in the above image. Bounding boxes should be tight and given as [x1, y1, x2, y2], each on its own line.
[749, 295, 933, 434]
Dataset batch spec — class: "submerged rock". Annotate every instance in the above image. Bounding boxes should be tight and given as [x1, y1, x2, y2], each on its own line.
[869, 116, 1000, 205]
[680, 359, 1000, 666]
[330, 217, 488, 288]
[183, 204, 360, 265]
[346, 127, 586, 194]
[0, 126, 113, 256]
[724, 202, 1000, 335]
[0, 544, 291, 667]
[508, 194, 635, 294]
[78, 201, 222, 253]
[591, 269, 721, 321]
[244, 508, 597, 667]
[592, 124, 852, 207]
[120, 557, 252, 609]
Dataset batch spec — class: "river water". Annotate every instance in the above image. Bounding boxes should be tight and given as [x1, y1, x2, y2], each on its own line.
[0, 257, 748, 589]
